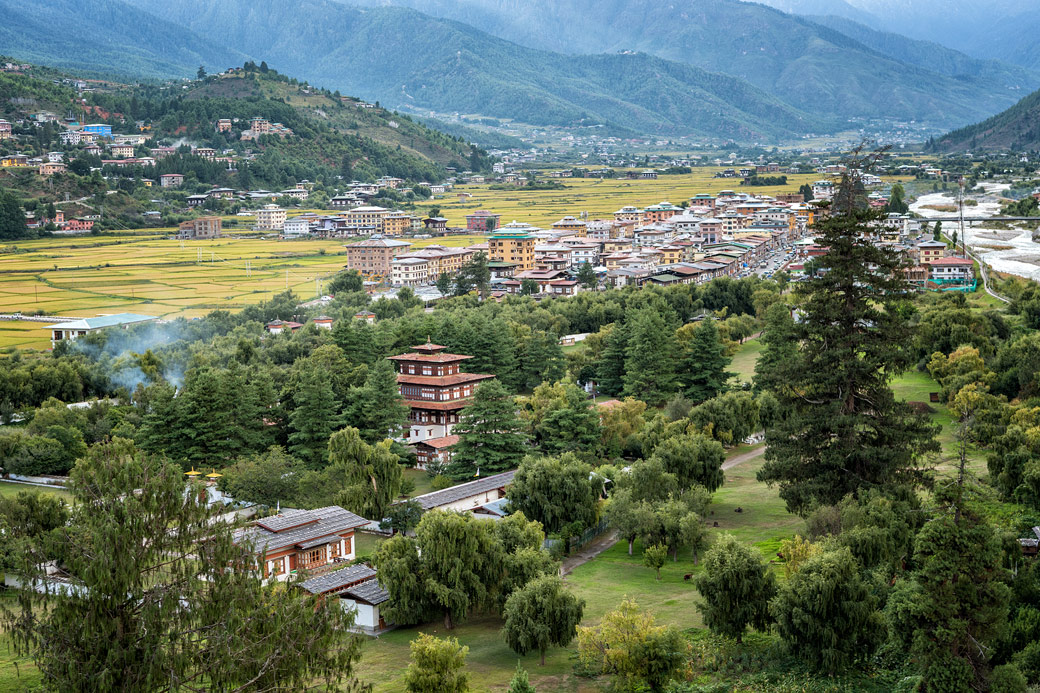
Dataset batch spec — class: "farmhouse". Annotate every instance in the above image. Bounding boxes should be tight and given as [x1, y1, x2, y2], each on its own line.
[233, 506, 368, 581]
[177, 216, 222, 240]
[45, 313, 157, 346]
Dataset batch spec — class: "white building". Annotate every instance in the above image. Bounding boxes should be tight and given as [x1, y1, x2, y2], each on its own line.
[282, 217, 311, 237]
[44, 313, 157, 346]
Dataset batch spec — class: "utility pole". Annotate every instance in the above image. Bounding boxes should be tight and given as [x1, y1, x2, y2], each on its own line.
[958, 177, 966, 257]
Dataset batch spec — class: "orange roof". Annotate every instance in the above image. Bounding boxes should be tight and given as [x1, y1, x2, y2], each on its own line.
[397, 373, 494, 386]
[417, 434, 460, 449]
[388, 352, 473, 363]
[403, 399, 473, 411]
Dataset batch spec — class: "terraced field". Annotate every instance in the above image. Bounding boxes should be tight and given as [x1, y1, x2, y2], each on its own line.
[0, 234, 349, 349]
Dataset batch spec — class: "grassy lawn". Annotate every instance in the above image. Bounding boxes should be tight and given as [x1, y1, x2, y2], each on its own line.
[728, 337, 763, 385]
[0, 594, 40, 693]
[401, 467, 436, 498]
[0, 481, 71, 501]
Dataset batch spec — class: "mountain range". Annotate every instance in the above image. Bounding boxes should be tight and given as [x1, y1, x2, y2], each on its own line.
[933, 85, 1040, 152]
[4, 0, 1039, 141]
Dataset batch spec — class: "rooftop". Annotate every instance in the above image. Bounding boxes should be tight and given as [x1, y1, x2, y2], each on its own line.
[407, 470, 516, 511]
[344, 578, 389, 605]
[299, 564, 376, 595]
[45, 313, 156, 331]
[233, 506, 368, 555]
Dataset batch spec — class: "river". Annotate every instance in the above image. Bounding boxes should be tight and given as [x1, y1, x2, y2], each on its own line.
[909, 183, 1040, 281]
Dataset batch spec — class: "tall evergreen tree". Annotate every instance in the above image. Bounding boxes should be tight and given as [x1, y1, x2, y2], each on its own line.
[753, 302, 799, 393]
[623, 310, 677, 406]
[0, 190, 31, 240]
[288, 366, 341, 468]
[348, 358, 409, 443]
[681, 319, 733, 403]
[2, 440, 367, 692]
[758, 161, 939, 515]
[576, 262, 598, 289]
[449, 380, 527, 479]
[596, 322, 629, 397]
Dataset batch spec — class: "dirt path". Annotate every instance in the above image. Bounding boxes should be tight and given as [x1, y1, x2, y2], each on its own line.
[722, 444, 766, 471]
[561, 530, 619, 576]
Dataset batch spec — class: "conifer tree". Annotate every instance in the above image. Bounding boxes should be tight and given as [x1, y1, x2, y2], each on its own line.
[758, 158, 939, 514]
[348, 358, 409, 443]
[681, 319, 733, 403]
[595, 321, 629, 397]
[695, 534, 776, 643]
[449, 380, 527, 479]
[288, 365, 341, 468]
[503, 575, 585, 665]
[2, 439, 367, 692]
[753, 302, 799, 393]
[623, 309, 678, 406]
[577, 261, 598, 289]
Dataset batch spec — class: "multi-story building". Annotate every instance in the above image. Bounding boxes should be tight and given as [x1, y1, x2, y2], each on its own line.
[249, 117, 271, 135]
[343, 205, 391, 232]
[381, 211, 412, 237]
[255, 205, 287, 231]
[390, 257, 430, 287]
[82, 123, 112, 138]
[0, 120, 11, 140]
[216, 118, 233, 132]
[391, 245, 473, 285]
[917, 239, 947, 265]
[388, 342, 495, 446]
[927, 256, 974, 285]
[614, 206, 644, 223]
[177, 216, 222, 239]
[345, 238, 412, 277]
[282, 217, 311, 237]
[489, 229, 536, 270]
[551, 215, 588, 237]
[159, 173, 184, 188]
[465, 210, 502, 232]
[643, 201, 683, 224]
[110, 143, 135, 158]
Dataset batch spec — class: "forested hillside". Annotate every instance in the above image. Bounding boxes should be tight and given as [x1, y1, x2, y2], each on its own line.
[0, 0, 243, 79]
[933, 86, 1040, 151]
[118, 0, 822, 139]
[339, 0, 1032, 128]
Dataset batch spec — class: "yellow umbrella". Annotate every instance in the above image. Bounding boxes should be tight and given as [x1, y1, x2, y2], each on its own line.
[206, 469, 223, 480]
[184, 467, 202, 478]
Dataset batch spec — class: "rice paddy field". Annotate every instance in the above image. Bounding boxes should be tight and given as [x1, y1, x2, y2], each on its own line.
[437, 170, 826, 228]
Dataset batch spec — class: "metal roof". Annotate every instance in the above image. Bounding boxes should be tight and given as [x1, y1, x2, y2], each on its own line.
[45, 313, 156, 331]
[344, 578, 390, 605]
[234, 506, 368, 554]
[407, 470, 516, 511]
[299, 564, 376, 595]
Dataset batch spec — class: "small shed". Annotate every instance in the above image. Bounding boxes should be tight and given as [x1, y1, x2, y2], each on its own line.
[341, 579, 391, 631]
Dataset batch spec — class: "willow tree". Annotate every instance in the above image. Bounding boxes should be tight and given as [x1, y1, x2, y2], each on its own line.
[758, 153, 939, 515]
[2, 438, 367, 693]
[695, 534, 776, 643]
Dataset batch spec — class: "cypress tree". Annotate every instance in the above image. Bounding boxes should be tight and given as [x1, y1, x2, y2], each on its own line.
[623, 310, 678, 406]
[758, 162, 940, 515]
[449, 380, 527, 479]
[680, 319, 733, 403]
[288, 366, 341, 468]
[595, 321, 629, 397]
[348, 358, 409, 443]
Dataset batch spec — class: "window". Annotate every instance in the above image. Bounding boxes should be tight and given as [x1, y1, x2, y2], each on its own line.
[331, 540, 341, 558]
[307, 548, 324, 566]
[270, 558, 284, 575]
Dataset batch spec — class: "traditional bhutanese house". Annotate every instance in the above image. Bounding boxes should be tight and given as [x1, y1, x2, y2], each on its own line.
[45, 313, 157, 346]
[265, 319, 303, 334]
[233, 506, 368, 581]
[313, 316, 334, 330]
[353, 310, 376, 323]
[298, 563, 376, 598]
[414, 434, 459, 470]
[388, 342, 495, 444]
[407, 469, 516, 513]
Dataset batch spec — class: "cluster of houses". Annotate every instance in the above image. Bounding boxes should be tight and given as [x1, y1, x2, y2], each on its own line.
[339, 190, 821, 291]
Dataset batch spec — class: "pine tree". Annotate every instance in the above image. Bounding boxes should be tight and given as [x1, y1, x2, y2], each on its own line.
[595, 321, 629, 397]
[436, 272, 452, 296]
[449, 380, 527, 479]
[695, 534, 776, 643]
[758, 161, 939, 515]
[348, 358, 409, 443]
[288, 366, 341, 468]
[623, 310, 677, 406]
[681, 319, 733, 403]
[2, 440, 367, 691]
[753, 303, 798, 393]
[577, 261, 598, 289]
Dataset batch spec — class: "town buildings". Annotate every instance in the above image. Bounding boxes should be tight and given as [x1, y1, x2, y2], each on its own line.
[345, 238, 412, 277]
[489, 229, 536, 271]
[255, 204, 287, 231]
[177, 216, 222, 240]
